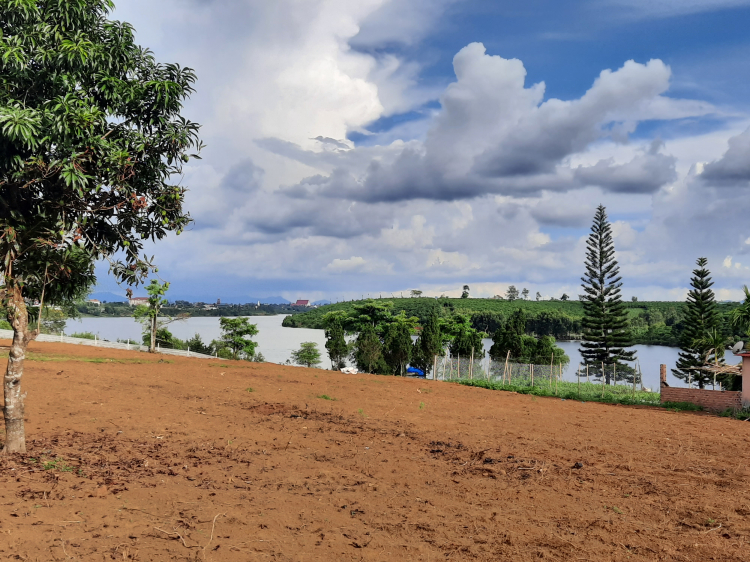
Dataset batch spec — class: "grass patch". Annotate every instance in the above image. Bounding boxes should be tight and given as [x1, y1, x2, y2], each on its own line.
[317, 394, 337, 401]
[30, 457, 75, 472]
[456, 379, 662, 407]
[69, 331, 97, 340]
[419, 401, 426, 410]
[18, 352, 164, 365]
[246, 387, 254, 393]
[661, 401, 704, 412]
[719, 407, 750, 420]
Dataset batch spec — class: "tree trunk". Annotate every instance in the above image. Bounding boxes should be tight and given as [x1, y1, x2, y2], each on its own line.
[149, 314, 156, 353]
[3, 285, 36, 454]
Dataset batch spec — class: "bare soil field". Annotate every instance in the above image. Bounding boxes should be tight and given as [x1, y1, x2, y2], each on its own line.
[0, 341, 748, 561]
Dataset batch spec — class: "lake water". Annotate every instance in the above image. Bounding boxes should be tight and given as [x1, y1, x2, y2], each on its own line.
[66, 315, 335, 369]
[67, 316, 734, 390]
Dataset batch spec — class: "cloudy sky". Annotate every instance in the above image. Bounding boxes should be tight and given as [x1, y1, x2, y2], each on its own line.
[101, 0, 750, 303]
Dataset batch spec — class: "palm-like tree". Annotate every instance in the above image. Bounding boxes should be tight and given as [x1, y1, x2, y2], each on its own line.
[699, 328, 730, 366]
[697, 328, 731, 389]
[730, 285, 750, 336]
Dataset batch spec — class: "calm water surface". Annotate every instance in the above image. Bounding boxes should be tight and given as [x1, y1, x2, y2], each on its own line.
[68, 316, 732, 389]
[67, 315, 334, 369]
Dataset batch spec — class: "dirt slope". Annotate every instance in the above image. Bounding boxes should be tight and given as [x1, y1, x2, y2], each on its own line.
[0, 340, 748, 561]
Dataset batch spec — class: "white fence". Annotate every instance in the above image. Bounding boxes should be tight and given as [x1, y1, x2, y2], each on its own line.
[0, 330, 215, 360]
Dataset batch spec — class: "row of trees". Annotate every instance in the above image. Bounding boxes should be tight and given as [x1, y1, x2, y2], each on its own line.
[489, 309, 569, 365]
[319, 299, 571, 376]
[320, 300, 486, 376]
[497, 286, 568, 302]
[411, 284, 569, 302]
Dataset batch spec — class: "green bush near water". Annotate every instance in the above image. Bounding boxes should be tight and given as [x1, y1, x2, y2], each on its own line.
[69, 331, 97, 340]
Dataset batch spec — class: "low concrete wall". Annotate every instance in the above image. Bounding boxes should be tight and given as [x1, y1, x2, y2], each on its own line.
[660, 386, 742, 412]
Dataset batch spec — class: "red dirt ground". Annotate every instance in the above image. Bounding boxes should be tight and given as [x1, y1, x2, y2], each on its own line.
[0, 340, 748, 561]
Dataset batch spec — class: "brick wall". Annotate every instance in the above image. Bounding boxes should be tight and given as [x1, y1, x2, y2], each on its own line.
[660, 387, 742, 412]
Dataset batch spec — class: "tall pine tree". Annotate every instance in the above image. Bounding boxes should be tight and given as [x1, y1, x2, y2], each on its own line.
[579, 205, 636, 383]
[672, 258, 720, 388]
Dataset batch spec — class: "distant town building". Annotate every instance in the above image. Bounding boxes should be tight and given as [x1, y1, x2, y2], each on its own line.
[128, 297, 149, 306]
[87, 299, 101, 306]
[294, 300, 310, 307]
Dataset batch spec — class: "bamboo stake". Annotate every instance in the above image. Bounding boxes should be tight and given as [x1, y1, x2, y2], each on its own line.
[469, 347, 474, 380]
[550, 353, 554, 390]
[577, 365, 580, 399]
[531, 364, 534, 387]
[601, 362, 606, 398]
[613, 362, 617, 386]
[556, 362, 559, 395]
[504, 351, 510, 384]
[586, 364, 589, 383]
[457, 354, 461, 380]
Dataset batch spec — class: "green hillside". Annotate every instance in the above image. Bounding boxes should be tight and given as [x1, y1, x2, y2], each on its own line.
[282, 297, 741, 347]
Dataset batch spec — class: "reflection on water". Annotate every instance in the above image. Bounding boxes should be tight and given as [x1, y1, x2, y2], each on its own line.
[68, 316, 736, 389]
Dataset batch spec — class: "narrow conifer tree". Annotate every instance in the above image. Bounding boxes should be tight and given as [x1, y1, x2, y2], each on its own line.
[579, 205, 636, 382]
[324, 315, 348, 370]
[672, 258, 720, 388]
[411, 313, 442, 375]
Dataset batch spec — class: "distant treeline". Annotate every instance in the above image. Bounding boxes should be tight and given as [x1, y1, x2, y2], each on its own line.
[76, 301, 303, 318]
[282, 297, 743, 347]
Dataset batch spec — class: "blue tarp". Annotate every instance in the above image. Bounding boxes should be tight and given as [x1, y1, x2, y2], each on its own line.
[406, 367, 425, 377]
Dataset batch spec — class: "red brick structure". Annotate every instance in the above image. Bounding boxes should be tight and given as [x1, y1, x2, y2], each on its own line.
[660, 386, 742, 411]
[659, 364, 743, 412]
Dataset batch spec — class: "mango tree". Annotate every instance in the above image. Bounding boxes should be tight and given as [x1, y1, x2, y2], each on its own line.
[0, 0, 201, 453]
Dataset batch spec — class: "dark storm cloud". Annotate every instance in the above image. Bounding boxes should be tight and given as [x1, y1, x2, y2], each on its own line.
[701, 127, 750, 183]
[574, 147, 677, 194]
[258, 47, 695, 207]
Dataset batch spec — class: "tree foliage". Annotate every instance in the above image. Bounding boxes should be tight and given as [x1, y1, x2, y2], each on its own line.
[291, 342, 322, 369]
[0, 0, 202, 453]
[444, 315, 486, 359]
[489, 309, 568, 365]
[132, 279, 171, 352]
[672, 258, 720, 387]
[579, 205, 635, 382]
[383, 314, 415, 376]
[411, 312, 442, 375]
[218, 317, 258, 360]
[351, 324, 385, 374]
[323, 312, 348, 370]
